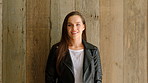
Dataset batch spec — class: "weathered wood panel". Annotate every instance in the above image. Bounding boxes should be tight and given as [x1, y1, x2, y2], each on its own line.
[124, 0, 147, 83]
[75, 0, 100, 47]
[99, 0, 124, 83]
[1, 0, 147, 83]
[50, 0, 75, 46]
[26, 0, 50, 83]
[2, 0, 26, 83]
[0, 1, 2, 83]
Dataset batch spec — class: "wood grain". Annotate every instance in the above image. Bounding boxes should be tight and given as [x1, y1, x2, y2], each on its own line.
[26, 0, 50, 83]
[75, 0, 100, 47]
[100, 0, 124, 83]
[124, 0, 147, 83]
[0, 2, 2, 83]
[50, 0, 75, 46]
[2, 0, 26, 83]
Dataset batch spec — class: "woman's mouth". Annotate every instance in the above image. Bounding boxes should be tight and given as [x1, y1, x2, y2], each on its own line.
[71, 31, 78, 35]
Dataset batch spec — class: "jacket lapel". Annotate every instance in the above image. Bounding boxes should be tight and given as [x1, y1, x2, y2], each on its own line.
[82, 40, 94, 76]
[63, 50, 74, 75]
[83, 49, 93, 74]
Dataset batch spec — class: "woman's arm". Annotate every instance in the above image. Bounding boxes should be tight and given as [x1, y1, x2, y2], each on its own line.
[94, 48, 102, 83]
[45, 45, 58, 83]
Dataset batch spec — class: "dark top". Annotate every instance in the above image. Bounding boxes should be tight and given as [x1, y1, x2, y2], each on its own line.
[45, 40, 102, 83]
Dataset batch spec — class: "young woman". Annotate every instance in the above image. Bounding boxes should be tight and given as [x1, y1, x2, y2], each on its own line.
[45, 11, 102, 83]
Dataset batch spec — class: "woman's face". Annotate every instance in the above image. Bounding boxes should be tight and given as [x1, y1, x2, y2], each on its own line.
[67, 15, 85, 40]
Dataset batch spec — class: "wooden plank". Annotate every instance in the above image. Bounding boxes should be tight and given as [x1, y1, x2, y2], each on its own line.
[109, 0, 124, 83]
[2, 0, 26, 83]
[0, 3, 2, 83]
[50, 0, 75, 46]
[75, 0, 100, 47]
[124, 0, 147, 83]
[99, 0, 124, 83]
[26, 0, 50, 83]
[99, 1, 113, 81]
[138, 1, 148, 82]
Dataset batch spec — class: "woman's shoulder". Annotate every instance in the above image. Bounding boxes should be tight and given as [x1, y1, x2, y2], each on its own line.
[83, 40, 98, 50]
[51, 42, 60, 49]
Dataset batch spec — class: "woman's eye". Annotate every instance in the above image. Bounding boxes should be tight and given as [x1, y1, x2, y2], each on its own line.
[67, 24, 72, 27]
[76, 24, 80, 26]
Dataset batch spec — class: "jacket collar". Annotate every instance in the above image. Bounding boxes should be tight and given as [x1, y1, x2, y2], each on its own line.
[82, 39, 96, 50]
[82, 40, 94, 79]
[62, 40, 95, 79]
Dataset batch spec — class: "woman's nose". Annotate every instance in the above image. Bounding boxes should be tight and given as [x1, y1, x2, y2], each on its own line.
[72, 25, 77, 30]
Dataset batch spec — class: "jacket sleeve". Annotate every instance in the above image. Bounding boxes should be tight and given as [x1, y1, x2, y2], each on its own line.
[94, 48, 102, 83]
[45, 45, 58, 83]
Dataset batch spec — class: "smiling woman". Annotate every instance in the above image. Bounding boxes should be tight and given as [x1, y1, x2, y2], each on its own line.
[67, 15, 85, 40]
[45, 11, 102, 83]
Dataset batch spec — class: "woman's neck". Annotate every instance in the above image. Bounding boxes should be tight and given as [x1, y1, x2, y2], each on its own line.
[68, 38, 84, 50]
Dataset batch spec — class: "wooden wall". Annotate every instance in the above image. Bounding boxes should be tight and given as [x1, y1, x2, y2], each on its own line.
[2, 0, 50, 83]
[26, 0, 50, 83]
[100, 0, 147, 83]
[99, 0, 124, 82]
[123, 0, 147, 82]
[1, 0, 148, 83]
[2, 0, 26, 83]
[0, 0, 2, 82]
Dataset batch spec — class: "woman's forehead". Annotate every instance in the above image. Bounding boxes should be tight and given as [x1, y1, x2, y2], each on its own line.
[68, 15, 82, 23]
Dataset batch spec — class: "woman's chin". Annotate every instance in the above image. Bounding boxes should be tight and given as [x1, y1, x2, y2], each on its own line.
[70, 36, 81, 40]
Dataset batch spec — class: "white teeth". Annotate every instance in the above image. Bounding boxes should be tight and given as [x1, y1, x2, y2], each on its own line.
[71, 32, 77, 34]
[72, 32, 77, 33]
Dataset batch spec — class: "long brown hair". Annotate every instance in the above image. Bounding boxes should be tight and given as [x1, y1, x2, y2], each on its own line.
[56, 11, 87, 74]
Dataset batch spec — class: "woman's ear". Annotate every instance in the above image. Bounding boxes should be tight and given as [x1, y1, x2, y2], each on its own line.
[83, 26, 85, 30]
[83, 25, 85, 30]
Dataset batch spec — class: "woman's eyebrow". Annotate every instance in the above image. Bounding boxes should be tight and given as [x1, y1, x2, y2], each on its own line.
[67, 22, 72, 24]
[67, 22, 81, 24]
[76, 22, 81, 23]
